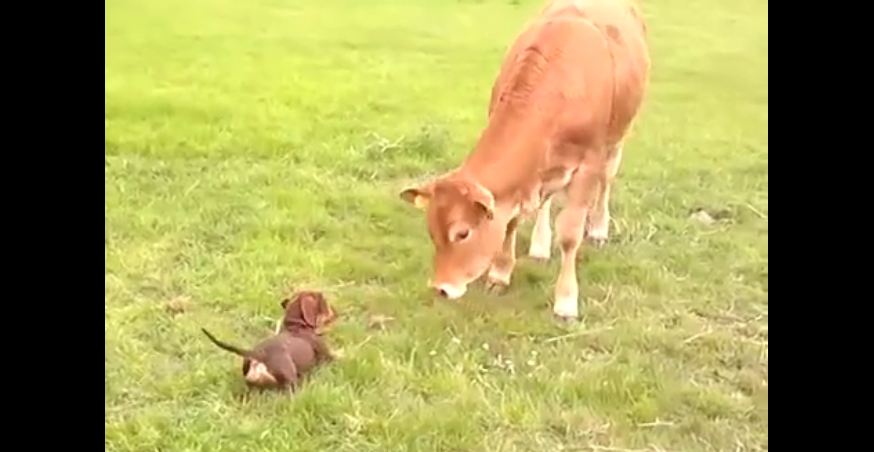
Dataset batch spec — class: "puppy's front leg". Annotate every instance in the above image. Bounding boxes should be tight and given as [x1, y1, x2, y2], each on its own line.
[286, 379, 298, 396]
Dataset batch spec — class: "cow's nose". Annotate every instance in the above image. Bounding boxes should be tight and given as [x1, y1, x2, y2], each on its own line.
[431, 283, 466, 300]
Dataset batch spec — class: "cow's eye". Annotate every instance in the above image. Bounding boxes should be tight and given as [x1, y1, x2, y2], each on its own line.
[448, 223, 473, 243]
[450, 228, 471, 243]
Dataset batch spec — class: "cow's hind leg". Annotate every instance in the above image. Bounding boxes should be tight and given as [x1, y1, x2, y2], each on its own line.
[586, 145, 624, 247]
[554, 168, 603, 319]
[528, 197, 553, 261]
[487, 217, 520, 293]
[586, 146, 623, 248]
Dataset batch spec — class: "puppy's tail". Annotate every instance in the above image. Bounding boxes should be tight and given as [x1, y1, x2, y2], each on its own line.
[201, 328, 251, 358]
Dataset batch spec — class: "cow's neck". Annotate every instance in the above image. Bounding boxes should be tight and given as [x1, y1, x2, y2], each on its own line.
[458, 110, 550, 217]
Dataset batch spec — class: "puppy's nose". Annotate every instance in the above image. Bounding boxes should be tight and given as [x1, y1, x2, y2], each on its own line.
[435, 286, 449, 298]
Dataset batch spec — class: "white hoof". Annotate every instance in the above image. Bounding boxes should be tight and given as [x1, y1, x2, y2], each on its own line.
[585, 225, 609, 244]
[486, 268, 511, 294]
[552, 294, 579, 319]
[487, 267, 511, 286]
[528, 243, 551, 261]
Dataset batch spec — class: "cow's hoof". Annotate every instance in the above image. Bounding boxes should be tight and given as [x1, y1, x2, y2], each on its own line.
[587, 236, 608, 249]
[529, 255, 550, 264]
[552, 313, 580, 326]
[552, 295, 579, 320]
[485, 278, 509, 294]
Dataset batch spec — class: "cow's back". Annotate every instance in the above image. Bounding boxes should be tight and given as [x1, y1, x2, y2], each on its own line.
[488, 0, 649, 152]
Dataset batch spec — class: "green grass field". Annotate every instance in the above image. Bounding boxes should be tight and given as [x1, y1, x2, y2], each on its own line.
[105, 0, 768, 450]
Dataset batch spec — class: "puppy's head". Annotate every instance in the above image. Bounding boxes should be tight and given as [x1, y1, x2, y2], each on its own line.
[281, 291, 337, 332]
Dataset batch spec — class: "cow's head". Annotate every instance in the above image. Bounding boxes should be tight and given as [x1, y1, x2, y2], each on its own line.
[400, 175, 506, 299]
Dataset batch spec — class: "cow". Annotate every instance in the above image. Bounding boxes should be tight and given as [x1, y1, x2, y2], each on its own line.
[400, 0, 650, 319]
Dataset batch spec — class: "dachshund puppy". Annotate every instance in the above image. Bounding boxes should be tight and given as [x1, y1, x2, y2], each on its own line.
[202, 291, 337, 392]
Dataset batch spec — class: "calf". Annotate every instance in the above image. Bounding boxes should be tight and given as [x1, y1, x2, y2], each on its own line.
[400, 0, 649, 319]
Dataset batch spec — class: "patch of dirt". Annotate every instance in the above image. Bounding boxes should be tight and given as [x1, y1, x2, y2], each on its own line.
[164, 296, 190, 316]
[689, 207, 734, 225]
[689, 209, 715, 225]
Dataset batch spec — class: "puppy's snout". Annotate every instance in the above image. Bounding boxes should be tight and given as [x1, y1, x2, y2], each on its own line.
[435, 286, 448, 298]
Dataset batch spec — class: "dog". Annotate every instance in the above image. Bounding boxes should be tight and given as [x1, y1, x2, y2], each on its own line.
[201, 291, 337, 392]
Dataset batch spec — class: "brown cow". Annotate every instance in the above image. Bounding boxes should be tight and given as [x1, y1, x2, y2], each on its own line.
[400, 0, 649, 319]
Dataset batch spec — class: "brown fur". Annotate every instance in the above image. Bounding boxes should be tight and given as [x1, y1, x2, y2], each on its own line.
[400, 0, 649, 318]
[202, 291, 337, 392]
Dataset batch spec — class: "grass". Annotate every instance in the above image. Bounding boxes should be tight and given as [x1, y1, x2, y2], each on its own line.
[105, 0, 768, 450]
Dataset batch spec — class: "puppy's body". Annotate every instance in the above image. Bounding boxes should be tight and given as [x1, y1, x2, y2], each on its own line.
[202, 291, 336, 392]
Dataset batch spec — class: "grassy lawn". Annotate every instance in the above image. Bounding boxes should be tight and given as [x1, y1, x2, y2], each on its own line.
[105, 0, 768, 450]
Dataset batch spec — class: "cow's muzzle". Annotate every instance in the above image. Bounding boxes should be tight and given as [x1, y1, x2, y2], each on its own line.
[431, 283, 466, 300]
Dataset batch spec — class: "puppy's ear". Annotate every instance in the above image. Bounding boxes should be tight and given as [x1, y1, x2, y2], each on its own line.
[300, 293, 319, 328]
[312, 292, 332, 323]
[316, 292, 328, 312]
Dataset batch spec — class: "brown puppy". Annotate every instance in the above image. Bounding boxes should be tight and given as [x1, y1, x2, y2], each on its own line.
[202, 291, 337, 392]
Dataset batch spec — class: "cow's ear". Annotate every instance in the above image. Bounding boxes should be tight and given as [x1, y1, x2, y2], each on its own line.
[466, 182, 495, 222]
[400, 185, 432, 210]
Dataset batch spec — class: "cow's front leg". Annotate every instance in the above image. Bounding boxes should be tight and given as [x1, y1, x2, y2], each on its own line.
[486, 217, 519, 294]
[554, 170, 602, 319]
